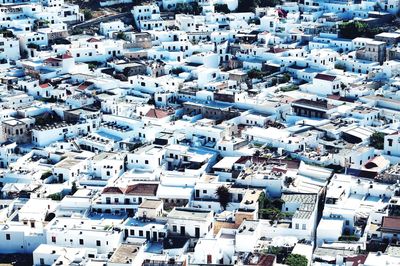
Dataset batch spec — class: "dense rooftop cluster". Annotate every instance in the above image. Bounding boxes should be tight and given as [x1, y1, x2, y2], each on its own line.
[1, 0, 400, 265]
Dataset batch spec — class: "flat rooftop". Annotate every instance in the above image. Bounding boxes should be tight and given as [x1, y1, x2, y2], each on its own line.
[168, 207, 212, 221]
[139, 199, 163, 209]
[108, 243, 141, 264]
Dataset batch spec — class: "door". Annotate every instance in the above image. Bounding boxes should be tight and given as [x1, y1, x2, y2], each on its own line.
[180, 226, 185, 236]
[207, 255, 212, 264]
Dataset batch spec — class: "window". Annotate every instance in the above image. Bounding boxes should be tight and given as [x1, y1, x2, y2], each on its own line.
[172, 225, 177, 232]
[130, 229, 134, 235]
[96, 240, 101, 246]
[139, 230, 143, 236]
[145, 160, 149, 164]
[388, 139, 393, 147]
[302, 224, 306, 230]
[5, 234, 10, 240]
[295, 224, 299, 230]
[79, 239, 84, 245]
[51, 236, 56, 243]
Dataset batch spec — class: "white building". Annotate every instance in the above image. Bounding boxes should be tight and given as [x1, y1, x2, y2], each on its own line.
[167, 207, 214, 238]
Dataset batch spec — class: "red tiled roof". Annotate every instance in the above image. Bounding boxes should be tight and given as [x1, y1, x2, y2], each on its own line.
[328, 95, 341, 100]
[61, 53, 73, 59]
[77, 81, 93, 91]
[53, 52, 73, 60]
[44, 57, 62, 63]
[39, 83, 50, 89]
[272, 167, 287, 174]
[255, 254, 275, 266]
[78, 84, 88, 90]
[268, 47, 285, 53]
[345, 255, 367, 266]
[102, 187, 125, 194]
[87, 37, 100, 43]
[277, 9, 288, 18]
[327, 95, 355, 103]
[145, 108, 172, 119]
[315, 73, 337, 82]
[382, 216, 400, 232]
[125, 184, 158, 196]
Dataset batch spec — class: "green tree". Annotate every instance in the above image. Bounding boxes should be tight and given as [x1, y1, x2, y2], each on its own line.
[237, 0, 282, 12]
[284, 176, 293, 187]
[262, 246, 288, 263]
[27, 43, 40, 50]
[21, 50, 28, 59]
[48, 193, 63, 201]
[271, 198, 284, 209]
[175, 2, 202, 15]
[338, 235, 360, 241]
[0, 29, 14, 37]
[41, 171, 52, 180]
[339, 21, 383, 39]
[259, 0, 282, 7]
[265, 246, 284, 256]
[370, 132, 385, 150]
[237, 0, 258, 12]
[247, 68, 266, 79]
[171, 67, 184, 75]
[279, 73, 291, 83]
[215, 4, 230, 13]
[71, 181, 78, 195]
[281, 85, 299, 92]
[339, 21, 367, 39]
[258, 192, 268, 209]
[258, 192, 287, 220]
[116, 31, 127, 40]
[335, 62, 346, 70]
[71, 28, 84, 35]
[88, 63, 97, 70]
[215, 185, 230, 210]
[83, 9, 93, 20]
[285, 254, 308, 266]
